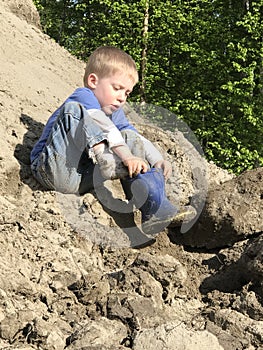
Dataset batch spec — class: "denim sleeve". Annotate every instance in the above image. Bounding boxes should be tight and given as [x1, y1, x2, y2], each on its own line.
[87, 109, 127, 149]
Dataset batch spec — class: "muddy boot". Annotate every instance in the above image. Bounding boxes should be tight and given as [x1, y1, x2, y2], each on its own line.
[168, 205, 197, 227]
[121, 168, 178, 235]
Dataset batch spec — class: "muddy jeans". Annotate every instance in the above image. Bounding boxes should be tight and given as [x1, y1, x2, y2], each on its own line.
[31, 102, 145, 194]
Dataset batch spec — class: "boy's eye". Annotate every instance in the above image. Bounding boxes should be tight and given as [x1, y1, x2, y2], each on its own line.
[113, 85, 131, 97]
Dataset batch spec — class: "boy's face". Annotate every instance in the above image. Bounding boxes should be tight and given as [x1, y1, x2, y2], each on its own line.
[87, 71, 135, 115]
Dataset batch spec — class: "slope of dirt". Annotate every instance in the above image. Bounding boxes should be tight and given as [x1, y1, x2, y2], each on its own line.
[0, 2, 262, 349]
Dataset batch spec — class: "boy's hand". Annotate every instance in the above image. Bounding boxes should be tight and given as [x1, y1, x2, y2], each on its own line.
[111, 145, 148, 177]
[154, 160, 172, 180]
[123, 157, 148, 178]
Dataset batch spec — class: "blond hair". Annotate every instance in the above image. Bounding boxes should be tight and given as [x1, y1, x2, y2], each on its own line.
[83, 46, 139, 87]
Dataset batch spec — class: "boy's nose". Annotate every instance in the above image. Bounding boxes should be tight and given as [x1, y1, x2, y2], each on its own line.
[117, 91, 126, 102]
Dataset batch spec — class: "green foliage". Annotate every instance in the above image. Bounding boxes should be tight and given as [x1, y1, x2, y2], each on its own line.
[33, 0, 263, 175]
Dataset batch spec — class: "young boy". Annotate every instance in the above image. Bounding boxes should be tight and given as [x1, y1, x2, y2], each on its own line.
[31, 46, 178, 235]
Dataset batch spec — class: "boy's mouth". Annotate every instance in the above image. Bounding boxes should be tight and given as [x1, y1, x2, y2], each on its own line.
[111, 104, 120, 111]
[102, 105, 120, 115]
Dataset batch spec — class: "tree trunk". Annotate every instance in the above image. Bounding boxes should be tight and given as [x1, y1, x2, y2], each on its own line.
[140, 0, 149, 103]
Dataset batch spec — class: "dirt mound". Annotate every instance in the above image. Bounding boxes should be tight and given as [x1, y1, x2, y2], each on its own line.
[0, 2, 262, 349]
[1, 0, 41, 27]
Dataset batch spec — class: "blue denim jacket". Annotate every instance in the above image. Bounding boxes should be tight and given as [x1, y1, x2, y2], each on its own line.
[30, 87, 136, 163]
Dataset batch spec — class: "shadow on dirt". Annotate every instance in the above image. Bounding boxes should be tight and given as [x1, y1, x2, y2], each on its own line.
[14, 113, 45, 191]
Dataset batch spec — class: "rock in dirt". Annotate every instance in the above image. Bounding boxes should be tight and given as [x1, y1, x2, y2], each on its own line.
[172, 167, 263, 248]
[133, 322, 224, 350]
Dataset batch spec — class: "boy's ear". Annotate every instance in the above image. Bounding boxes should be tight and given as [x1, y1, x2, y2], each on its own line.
[87, 73, 99, 89]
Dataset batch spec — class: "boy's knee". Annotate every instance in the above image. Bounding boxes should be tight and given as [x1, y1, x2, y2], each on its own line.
[121, 129, 142, 147]
[121, 129, 145, 159]
[121, 128, 138, 140]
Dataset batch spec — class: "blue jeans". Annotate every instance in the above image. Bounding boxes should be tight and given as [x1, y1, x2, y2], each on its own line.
[31, 102, 145, 194]
[31, 102, 106, 194]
